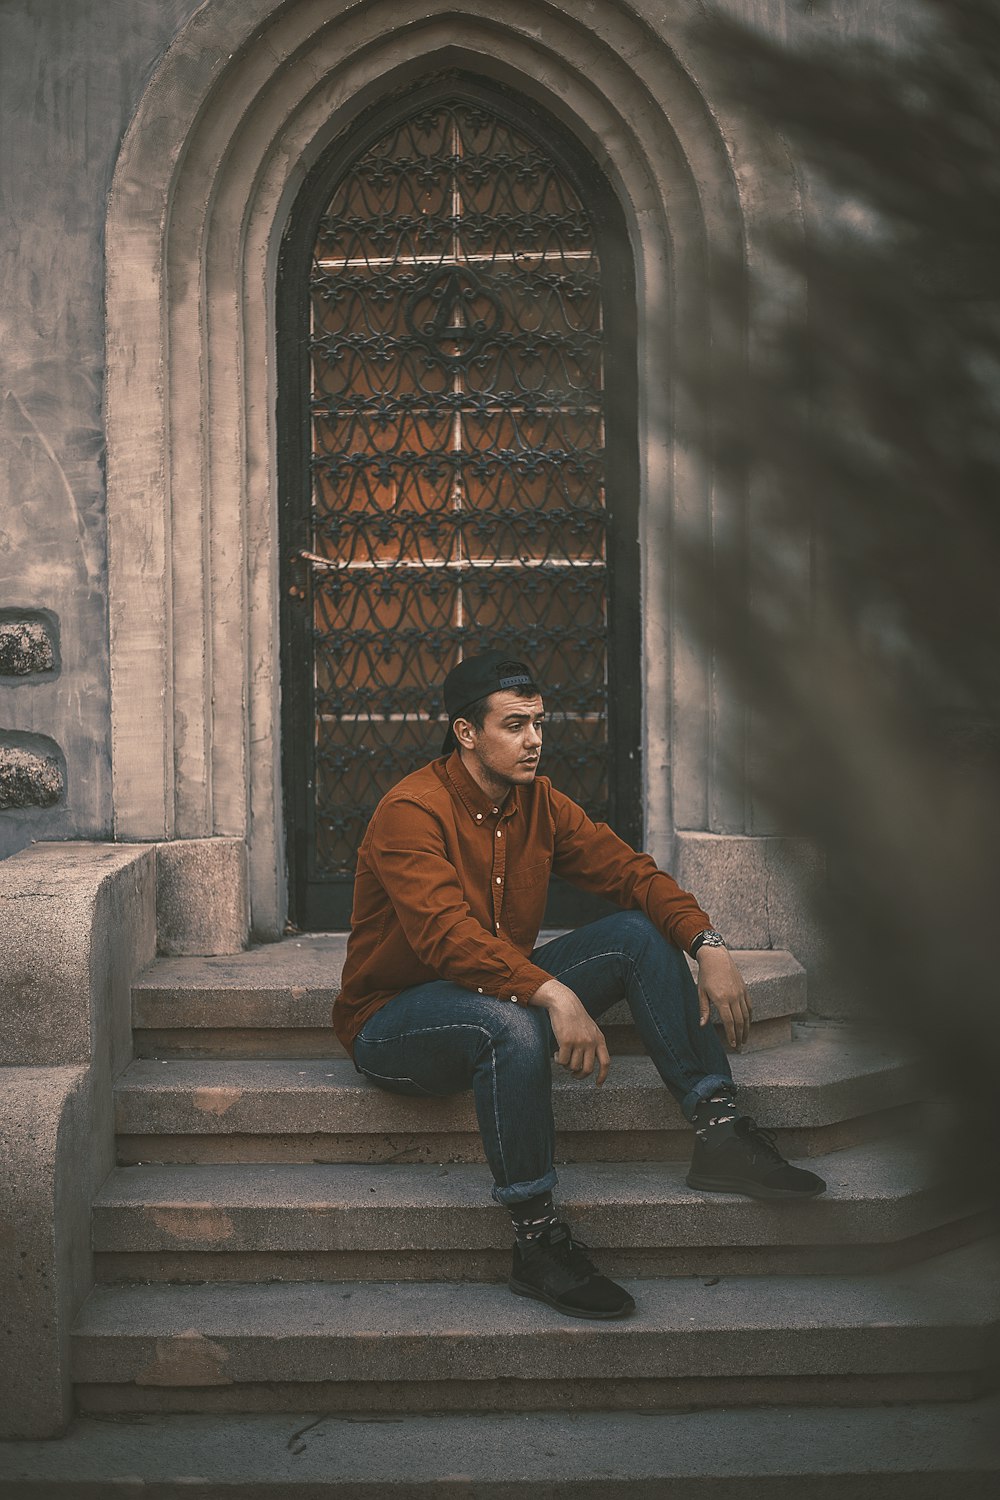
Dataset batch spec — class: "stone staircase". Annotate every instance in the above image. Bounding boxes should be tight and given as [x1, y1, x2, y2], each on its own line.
[13, 935, 997, 1492]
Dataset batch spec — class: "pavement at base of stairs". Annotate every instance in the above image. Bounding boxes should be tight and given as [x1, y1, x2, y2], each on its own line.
[1, 1398, 999, 1497]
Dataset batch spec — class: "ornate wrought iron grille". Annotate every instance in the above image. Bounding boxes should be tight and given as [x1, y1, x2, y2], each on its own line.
[281, 84, 639, 928]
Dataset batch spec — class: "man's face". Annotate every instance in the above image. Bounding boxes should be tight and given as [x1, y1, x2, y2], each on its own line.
[455, 690, 544, 790]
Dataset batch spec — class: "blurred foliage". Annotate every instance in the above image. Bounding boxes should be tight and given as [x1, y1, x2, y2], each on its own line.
[681, 0, 1000, 1150]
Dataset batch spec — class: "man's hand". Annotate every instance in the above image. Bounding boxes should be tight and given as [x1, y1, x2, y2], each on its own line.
[696, 947, 752, 1050]
[530, 978, 610, 1085]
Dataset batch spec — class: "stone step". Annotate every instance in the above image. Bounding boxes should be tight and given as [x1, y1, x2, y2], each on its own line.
[131, 938, 805, 1058]
[114, 1024, 926, 1165]
[90, 1141, 992, 1284]
[70, 1236, 1000, 1415]
[4, 1398, 999, 1497]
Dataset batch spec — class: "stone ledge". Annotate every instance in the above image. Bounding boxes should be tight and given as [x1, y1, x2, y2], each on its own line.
[675, 833, 823, 949]
[673, 833, 849, 1015]
[0, 842, 156, 1067]
[0, 1066, 88, 1439]
[0, 841, 157, 1439]
[155, 839, 249, 957]
[131, 941, 806, 1041]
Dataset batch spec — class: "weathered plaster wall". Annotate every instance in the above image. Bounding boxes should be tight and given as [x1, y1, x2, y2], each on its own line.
[0, 0, 915, 892]
[0, 0, 201, 862]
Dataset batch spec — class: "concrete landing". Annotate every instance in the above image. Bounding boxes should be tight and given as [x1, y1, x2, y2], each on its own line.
[132, 938, 803, 1013]
[131, 939, 807, 1059]
[114, 1027, 926, 1140]
[2, 1399, 999, 1497]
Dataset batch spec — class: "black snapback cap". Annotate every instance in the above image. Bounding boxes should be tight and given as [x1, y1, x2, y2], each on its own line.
[440, 650, 539, 755]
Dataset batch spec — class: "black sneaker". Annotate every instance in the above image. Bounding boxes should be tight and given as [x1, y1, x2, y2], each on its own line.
[509, 1221, 635, 1319]
[686, 1116, 827, 1200]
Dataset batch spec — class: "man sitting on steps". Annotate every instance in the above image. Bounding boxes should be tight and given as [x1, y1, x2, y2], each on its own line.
[333, 649, 826, 1321]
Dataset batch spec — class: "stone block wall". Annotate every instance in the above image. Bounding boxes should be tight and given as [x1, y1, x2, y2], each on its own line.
[0, 0, 202, 866]
[0, 835, 249, 1436]
[0, 843, 157, 1437]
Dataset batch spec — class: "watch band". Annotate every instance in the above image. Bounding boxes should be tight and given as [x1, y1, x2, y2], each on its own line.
[690, 928, 727, 959]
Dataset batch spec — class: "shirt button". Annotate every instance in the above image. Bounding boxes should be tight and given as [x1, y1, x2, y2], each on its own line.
[475, 812, 483, 821]
[496, 921, 500, 929]
[477, 987, 484, 994]
[495, 876, 502, 883]
[496, 829, 502, 838]
[491, 806, 499, 814]
[510, 995, 518, 1003]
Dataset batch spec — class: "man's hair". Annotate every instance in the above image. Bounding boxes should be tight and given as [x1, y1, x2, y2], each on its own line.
[456, 682, 539, 733]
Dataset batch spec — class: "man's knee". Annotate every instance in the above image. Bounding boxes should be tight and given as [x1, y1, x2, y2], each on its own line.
[594, 910, 692, 984]
[482, 999, 553, 1074]
[601, 908, 663, 954]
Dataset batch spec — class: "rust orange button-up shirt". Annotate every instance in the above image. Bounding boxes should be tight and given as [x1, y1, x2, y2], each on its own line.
[333, 752, 713, 1057]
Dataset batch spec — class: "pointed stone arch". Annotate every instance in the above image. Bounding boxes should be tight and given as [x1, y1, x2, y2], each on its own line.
[105, 0, 799, 936]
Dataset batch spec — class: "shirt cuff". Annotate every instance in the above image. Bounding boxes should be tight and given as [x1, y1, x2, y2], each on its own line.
[673, 914, 716, 956]
[499, 959, 552, 1006]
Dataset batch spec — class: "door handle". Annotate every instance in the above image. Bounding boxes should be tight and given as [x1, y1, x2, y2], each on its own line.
[287, 549, 339, 598]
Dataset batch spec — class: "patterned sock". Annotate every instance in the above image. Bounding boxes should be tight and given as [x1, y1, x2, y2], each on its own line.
[692, 1090, 739, 1142]
[510, 1190, 559, 1248]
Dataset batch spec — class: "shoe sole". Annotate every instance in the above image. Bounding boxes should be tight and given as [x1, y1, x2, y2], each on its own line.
[686, 1172, 827, 1200]
[508, 1276, 635, 1319]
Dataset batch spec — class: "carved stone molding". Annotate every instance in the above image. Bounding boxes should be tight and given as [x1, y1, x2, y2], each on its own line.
[105, 0, 801, 934]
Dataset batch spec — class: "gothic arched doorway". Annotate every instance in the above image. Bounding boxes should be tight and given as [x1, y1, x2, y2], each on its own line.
[279, 76, 640, 929]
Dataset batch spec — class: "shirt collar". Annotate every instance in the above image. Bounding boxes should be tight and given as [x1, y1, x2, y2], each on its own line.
[442, 751, 520, 824]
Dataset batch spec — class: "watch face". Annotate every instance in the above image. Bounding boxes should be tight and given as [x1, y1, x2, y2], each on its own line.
[695, 930, 726, 951]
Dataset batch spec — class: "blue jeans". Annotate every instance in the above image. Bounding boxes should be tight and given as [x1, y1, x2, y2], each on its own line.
[353, 911, 734, 1207]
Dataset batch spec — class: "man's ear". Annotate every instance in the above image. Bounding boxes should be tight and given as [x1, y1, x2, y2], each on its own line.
[453, 716, 476, 749]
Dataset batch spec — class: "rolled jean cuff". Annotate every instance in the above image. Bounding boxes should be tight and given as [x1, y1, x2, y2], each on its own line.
[681, 1074, 737, 1122]
[490, 1168, 559, 1207]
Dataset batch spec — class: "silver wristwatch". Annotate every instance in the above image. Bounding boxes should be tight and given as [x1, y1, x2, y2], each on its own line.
[690, 928, 727, 959]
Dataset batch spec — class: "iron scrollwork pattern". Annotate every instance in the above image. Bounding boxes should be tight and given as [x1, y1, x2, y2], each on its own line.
[305, 102, 611, 879]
